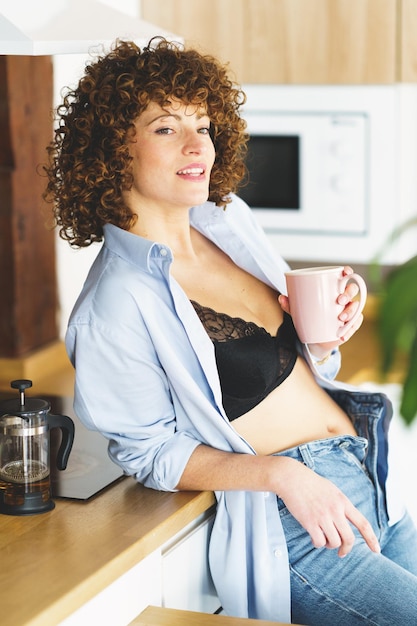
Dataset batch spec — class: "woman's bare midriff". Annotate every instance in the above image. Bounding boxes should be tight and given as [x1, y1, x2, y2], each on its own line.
[232, 357, 356, 455]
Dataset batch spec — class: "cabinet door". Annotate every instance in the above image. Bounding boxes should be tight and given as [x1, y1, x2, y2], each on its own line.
[59, 549, 162, 626]
[141, 0, 396, 84]
[162, 514, 221, 614]
[398, 0, 417, 81]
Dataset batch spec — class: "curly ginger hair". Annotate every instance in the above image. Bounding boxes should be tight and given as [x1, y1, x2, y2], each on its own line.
[43, 37, 248, 248]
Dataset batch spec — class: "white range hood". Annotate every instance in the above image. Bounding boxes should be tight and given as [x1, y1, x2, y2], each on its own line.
[0, 0, 181, 55]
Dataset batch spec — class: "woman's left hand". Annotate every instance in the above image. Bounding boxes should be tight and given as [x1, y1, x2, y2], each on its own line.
[279, 266, 364, 361]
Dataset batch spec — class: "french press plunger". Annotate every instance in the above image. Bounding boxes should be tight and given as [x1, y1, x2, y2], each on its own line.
[0, 379, 75, 515]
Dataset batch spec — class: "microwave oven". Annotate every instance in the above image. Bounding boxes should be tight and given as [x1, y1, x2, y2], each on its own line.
[239, 84, 417, 264]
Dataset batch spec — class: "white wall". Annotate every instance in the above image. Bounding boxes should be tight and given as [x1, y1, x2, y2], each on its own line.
[53, 51, 103, 338]
[53, 0, 149, 337]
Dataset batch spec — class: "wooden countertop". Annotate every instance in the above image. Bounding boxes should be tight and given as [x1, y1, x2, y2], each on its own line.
[0, 478, 215, 626]
[132, 605, 302, 625]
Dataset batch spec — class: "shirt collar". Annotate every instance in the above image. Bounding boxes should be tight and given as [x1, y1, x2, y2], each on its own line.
[102, 201, 223, 272]
[103, 222, 173, 272]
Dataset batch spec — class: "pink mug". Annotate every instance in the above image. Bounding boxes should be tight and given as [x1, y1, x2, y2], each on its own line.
[285, 266, 367, 344]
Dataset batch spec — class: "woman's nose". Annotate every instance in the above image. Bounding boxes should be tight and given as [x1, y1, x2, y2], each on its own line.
[183, 131, 207, 154]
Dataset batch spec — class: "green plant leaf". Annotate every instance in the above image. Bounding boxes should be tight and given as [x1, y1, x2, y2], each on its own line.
[400, 333, 417, 425]
[373, 216, 417, 268]
[378, 255, 417, 372]
[372, 216, 417, 424]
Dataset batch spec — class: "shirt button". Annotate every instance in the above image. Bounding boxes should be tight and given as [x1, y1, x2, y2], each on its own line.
[159, 247, 168, 257]
[274, 548, 283, 558]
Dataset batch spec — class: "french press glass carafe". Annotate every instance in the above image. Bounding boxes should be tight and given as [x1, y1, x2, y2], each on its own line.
[0, 380, 75, 515]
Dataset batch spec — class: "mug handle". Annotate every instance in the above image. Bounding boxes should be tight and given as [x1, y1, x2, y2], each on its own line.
[338, 273, 367, 337]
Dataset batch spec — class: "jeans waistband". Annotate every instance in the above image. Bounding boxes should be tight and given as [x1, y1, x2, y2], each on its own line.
[277, 388, 392, 488]
[276, 434, 366, 461]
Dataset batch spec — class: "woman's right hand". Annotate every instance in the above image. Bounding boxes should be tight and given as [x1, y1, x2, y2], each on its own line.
[177, 445, 380, 558]
[274, 456, 380, 558]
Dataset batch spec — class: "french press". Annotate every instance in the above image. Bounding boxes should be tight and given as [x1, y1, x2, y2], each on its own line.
[0, 379, 75, 515]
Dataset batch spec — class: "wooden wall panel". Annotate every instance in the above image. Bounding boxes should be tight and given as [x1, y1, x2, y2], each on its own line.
[398, 0, 417, 81]
[0, 56, 58, 357]
[142, 0, 245, 80]
[142, 0, 397, 84]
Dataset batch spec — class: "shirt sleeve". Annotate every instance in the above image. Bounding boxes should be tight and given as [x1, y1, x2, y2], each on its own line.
[301, 344, 341, 381]
[66, 319, 202, 492]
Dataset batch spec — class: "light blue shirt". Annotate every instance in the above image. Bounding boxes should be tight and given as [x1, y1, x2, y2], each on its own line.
[66, 194, 341, 621]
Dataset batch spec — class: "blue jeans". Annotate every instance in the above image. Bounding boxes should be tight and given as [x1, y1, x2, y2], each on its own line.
[277, 389, 417, 626]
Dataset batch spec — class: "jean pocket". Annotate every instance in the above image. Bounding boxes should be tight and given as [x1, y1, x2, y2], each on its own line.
[338, 439, 370, 476]
[276, 496, 316, 564]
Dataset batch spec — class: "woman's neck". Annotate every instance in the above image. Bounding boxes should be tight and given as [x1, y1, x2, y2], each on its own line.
[128, 206, 199, 259]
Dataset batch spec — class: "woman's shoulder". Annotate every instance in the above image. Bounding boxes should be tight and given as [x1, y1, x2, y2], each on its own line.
[68, 246, 164, 329]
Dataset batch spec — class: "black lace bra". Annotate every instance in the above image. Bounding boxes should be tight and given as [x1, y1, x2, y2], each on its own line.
[191, 301, 298, 420]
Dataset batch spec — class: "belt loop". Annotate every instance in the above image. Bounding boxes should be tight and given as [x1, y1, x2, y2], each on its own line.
[298, 444, 314, 469]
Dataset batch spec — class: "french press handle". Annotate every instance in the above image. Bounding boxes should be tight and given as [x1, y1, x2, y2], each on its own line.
[48, 414, 75, 471]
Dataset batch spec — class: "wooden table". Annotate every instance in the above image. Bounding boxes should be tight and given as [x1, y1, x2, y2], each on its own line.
[0, 477, 215, 626]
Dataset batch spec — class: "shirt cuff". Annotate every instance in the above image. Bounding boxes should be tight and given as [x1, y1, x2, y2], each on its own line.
[303, 344, 341, 381]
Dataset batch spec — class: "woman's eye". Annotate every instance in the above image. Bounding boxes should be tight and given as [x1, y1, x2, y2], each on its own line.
[156, 127, 173, 135]
[198, 127, 210, 134]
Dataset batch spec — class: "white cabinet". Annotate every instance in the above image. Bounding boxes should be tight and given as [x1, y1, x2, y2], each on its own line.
[162, 512, 220, 614]
[58, 510, 220, 625]
[59, 549, 162, 626]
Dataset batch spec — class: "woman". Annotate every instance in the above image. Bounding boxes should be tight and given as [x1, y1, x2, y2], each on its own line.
[44, 38, 417, 624]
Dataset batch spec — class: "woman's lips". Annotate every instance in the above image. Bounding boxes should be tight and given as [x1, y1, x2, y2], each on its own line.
[177, 164, 206, 180]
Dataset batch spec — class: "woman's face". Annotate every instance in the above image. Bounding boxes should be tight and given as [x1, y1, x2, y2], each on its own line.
[125, 99, 216, 216]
